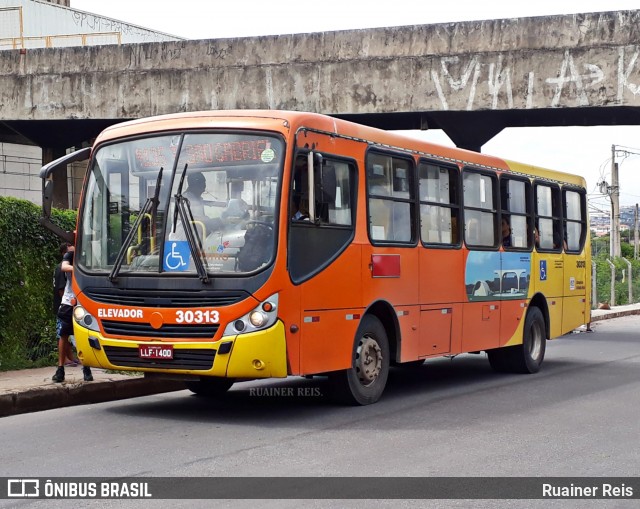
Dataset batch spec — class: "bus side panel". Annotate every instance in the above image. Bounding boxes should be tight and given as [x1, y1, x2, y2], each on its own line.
[410, 245, 465, 361]
[419, 248, 466, 305]
[279, 283, 302, 375]
[461, 250, 500, 352]
[419, 308, 452, 357]
[397, 305, 421, 362]
[298, 309, 360, 375]
[461, 302, 500, 352]
[361, 246, 420, 306]
[562, 296, 588, 334]
[531, 251, 564, 338]
[562, 251, 588, 333]
[448, 304, 464, 355]
[361, 246, 420, 360]
[298, 245, 362, 374]
[500, 300, 527, 347]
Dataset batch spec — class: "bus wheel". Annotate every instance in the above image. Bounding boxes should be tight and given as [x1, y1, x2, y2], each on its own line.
[487, 307, 546, 374]
[518, 306, 546, 373]
[186, 377, 234, 397]
[330, 315, 390, 405]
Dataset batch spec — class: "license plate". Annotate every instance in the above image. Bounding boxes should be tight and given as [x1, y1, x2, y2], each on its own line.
[139, 345, 173, 360]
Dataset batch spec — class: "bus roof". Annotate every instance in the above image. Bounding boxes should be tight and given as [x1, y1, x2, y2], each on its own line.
[94, 110, 586, 188]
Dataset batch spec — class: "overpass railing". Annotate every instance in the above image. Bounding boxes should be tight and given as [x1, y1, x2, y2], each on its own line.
[0, 31, 121, 50]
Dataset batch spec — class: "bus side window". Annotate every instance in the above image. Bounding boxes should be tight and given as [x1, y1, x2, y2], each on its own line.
[564, 188, 586, 252]
[418, 162, 460, 245]
[463, 169, 497, 248]
[367, 152, 415, 244]
[465, 216, 480, 245]
[535, 182, 562, 251]
[500, 177, 532, 250]
[369, 198, 391, 240]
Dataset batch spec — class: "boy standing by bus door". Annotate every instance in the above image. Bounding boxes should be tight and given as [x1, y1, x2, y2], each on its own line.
[52, 246, 93, 383]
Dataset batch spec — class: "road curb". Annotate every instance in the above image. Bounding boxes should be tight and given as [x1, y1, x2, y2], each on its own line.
[0, 378, 185, 418]
[590, 308, 640, 323]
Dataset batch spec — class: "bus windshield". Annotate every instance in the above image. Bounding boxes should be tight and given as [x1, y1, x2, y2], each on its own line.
[77, 132, 284, 276]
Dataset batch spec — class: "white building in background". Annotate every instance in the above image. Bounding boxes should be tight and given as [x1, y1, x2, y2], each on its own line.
[0, 0, 183, 206]
[0, 0, 182, 49]
[0, 142, 42, 202]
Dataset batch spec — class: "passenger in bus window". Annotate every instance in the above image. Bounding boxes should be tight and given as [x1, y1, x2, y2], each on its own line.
[501, 216, 511, 247]
[552, 229, 567, 251]
[291, 194, 310, 221]
[533, 227, 540, 248]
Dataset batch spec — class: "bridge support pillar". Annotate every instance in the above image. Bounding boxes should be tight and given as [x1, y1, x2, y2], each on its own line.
[437, 115, 505, 153]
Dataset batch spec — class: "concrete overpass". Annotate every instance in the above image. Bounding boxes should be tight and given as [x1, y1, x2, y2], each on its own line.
[2, 9, 640, 155]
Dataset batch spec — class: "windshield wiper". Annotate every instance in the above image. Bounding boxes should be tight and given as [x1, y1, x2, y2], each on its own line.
[171, 164, 209, 283]
[109, 168, 163, 282]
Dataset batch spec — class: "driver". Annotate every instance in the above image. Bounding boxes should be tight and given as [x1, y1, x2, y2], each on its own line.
[183, 172, 222, 235]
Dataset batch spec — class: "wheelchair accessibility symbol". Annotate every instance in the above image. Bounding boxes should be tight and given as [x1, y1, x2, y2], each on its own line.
[163, 241, 190, 271]
[539, 260, 547, 281]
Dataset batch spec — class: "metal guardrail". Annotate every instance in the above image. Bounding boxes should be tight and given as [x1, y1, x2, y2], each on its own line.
[1, 5, 121, 49]
[0, 31, 121, 50]
[593, 256, 640, 308]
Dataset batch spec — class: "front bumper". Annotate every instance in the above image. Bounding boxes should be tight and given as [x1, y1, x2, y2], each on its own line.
[73, 320, 288, 379]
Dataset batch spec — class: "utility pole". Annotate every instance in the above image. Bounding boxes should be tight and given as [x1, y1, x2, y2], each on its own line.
[611, 145, 621, 258]
[635, 203, 639, 260]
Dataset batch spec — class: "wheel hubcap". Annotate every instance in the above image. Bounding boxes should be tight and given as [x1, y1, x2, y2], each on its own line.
[355, 335, 382, 386]
[528, 320, 543, 360]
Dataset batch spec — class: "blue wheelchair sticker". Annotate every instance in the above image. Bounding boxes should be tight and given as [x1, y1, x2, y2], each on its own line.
[539, 260, 547, 281]
[163, 241, 190, 272]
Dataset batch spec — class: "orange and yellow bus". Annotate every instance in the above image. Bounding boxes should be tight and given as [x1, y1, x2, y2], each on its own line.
[40, 110, 590, 405]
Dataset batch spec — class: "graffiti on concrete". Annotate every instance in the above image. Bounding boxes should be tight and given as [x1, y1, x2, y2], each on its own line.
[430, 46, 640, 111]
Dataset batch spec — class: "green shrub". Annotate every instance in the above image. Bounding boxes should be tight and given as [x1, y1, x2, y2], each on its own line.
[0, 197, 76, 370]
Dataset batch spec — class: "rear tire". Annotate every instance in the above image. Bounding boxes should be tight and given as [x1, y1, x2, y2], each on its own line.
[329, 315, 390, 405]
[487, 306, 546, 374]
[186, 377, 234, 397]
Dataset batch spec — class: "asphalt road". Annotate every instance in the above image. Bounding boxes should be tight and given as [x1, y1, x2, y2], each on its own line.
[1, 316, 639, 508]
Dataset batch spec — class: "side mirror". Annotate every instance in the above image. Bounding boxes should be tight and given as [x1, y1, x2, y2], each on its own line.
[316, 164, 336, 204]
[42, 179, 54, 218]
[38, 147, 90, 243]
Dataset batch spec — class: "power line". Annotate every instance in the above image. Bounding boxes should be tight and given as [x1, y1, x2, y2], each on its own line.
[613, 145, 640, 156]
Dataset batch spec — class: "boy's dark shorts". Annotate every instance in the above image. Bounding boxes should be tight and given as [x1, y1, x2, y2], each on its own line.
[57, 304, 74, 337]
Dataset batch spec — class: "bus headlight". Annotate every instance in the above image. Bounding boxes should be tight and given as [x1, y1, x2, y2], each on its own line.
[223, 294, 278, 337]
[249, 311, 267, 328]
[73, 305, 100, 332]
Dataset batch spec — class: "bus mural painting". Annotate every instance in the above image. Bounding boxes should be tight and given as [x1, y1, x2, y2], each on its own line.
[465, 252, 531, 301]
[39, 110, 590, 405]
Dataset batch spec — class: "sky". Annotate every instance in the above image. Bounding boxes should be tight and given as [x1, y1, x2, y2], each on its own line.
[70, 0, 640, 212]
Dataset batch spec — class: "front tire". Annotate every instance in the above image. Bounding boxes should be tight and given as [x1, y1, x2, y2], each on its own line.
[329, 315, 390, 405]
[487, 306, 546, 374]
[186, 377, 234, 397]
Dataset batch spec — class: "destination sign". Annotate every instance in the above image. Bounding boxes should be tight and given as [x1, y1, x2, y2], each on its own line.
[134, 139, 274, 169]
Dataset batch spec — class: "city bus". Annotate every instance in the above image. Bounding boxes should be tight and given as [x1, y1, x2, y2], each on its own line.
[39, 110, 591, 405]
